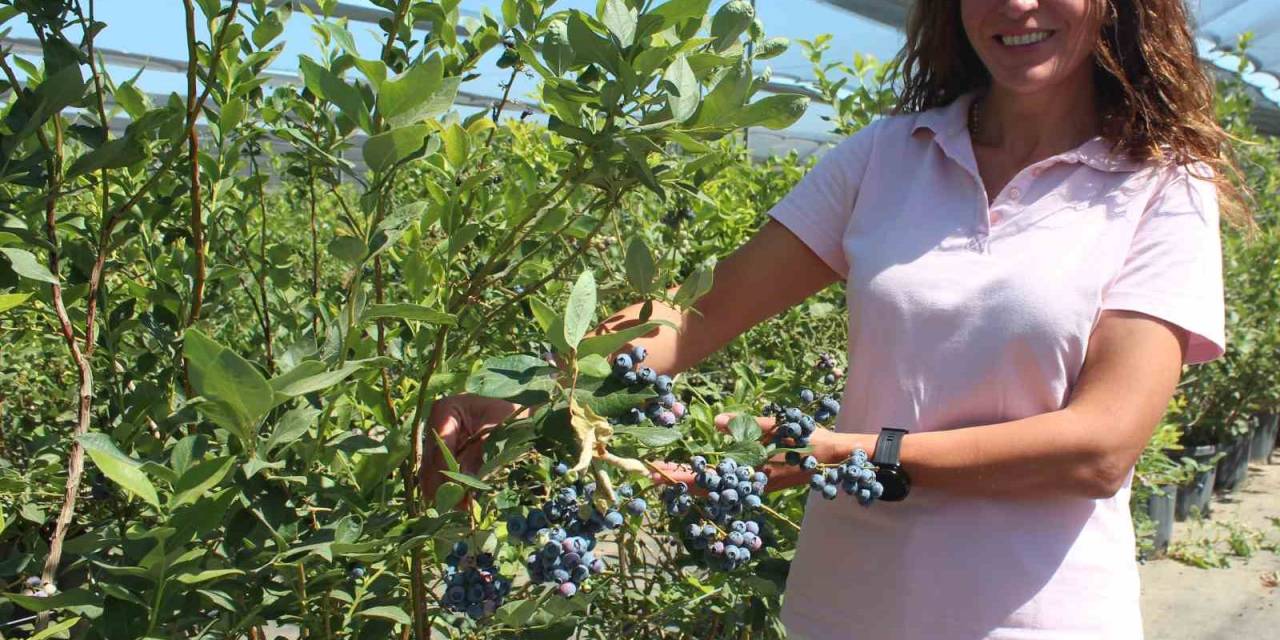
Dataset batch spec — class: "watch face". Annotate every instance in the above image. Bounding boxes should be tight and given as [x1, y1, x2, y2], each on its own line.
[876, 467, 910, 502]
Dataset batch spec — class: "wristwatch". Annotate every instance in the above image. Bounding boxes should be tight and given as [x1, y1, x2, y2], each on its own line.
[871, 428, 911, 501]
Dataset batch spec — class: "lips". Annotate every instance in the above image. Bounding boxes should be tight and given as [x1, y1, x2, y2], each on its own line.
[998, 30, 1054, 46]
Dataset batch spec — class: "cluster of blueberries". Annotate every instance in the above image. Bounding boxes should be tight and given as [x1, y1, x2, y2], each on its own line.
[610, 346, 685, 428]
[807, 449, 884, 506]
[21, 576, 54, 598]
[816, 351, 842, 386]
[660, 206, 697, 228]
[765, 389, 840, 455]
[660, 456, 770, 572]
[440, 542, 512, 620]
[506, 472, 647, 597]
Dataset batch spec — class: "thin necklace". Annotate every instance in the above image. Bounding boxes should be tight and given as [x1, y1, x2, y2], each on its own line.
[968, 96, 982, 140]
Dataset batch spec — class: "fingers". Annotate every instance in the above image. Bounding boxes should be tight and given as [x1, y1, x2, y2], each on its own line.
[647, 461, 706, 496]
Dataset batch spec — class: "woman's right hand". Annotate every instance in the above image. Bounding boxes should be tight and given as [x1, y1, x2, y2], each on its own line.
[420, 393, 527, 502]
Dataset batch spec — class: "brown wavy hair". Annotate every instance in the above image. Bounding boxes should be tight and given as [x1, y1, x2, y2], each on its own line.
[891, 0, 1256, 236]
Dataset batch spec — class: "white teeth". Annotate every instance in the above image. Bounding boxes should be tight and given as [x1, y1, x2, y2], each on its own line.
[1000, 31, 1051, 46]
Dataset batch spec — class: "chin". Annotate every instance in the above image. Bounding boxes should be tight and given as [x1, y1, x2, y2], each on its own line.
[989, 67, 1076, 96]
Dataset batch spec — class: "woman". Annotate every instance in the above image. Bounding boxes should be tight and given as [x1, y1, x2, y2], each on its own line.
[425, 0, 1254, 637]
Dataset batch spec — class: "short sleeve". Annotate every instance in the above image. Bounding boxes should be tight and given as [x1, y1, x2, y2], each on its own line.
[1100, 164, 1226, 365]
[765, 121, 878, 276]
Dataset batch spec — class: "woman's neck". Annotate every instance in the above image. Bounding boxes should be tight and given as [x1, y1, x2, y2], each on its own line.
[974, 71, 1100, 162]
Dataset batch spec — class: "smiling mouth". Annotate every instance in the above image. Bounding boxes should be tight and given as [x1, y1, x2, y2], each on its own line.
[998, 30, 1054, 46]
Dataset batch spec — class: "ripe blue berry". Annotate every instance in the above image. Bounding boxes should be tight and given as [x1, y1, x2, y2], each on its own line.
[800, 388, 815, 403]
[654, 375, 673, 393]
[626, 498, 647, 515]
[631, 345, 647, 363]
[553, 461, 569, 476]
[613, 353, 634, 371]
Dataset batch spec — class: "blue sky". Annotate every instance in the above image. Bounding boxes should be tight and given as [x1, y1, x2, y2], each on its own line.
[4, 1, 906, 141]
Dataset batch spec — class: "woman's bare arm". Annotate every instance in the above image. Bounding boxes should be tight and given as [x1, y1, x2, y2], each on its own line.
[591, 219, 841, 377]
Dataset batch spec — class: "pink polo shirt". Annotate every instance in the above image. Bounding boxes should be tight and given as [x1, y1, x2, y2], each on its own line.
[768, 91, 1226, 640]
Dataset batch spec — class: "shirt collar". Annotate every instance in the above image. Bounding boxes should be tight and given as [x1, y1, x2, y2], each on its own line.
[910, 91, 1142, 174]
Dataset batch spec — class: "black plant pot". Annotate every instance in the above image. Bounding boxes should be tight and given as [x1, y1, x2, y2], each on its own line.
[1248, 412, 1278, 463]
[1172, 444, 1217, 521]
[1214, 434, 1252, 493]
[1146, 485, 1177, 555]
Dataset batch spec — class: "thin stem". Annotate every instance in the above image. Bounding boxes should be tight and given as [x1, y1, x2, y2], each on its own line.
[183, 0, 207, 326]
[308, 169, 321, 339]
[250, 150, 276, 374]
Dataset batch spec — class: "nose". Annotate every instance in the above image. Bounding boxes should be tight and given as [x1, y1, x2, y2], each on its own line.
[1002, 0, 1039, 16]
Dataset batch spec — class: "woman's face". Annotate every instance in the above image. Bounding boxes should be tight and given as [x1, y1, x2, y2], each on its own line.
[961, 0, 1103, 94]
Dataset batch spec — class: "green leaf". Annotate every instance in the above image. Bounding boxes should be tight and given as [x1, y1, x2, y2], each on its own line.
[756, 36, 789, 59]
[728, 414, 762, 443]
[664, 55, 699, 123]
[439, 471, 494, 492]
[0, 292, 31, 314]
[616, 425, 683, 447]
[562, 270, 597, 350]
[114, 81, 150, 119]
[66, 135, 146, 180]
[78, 433, 160, 508]
[358, 605, 412, 625]
[735, 94, 809, 130]
[440, 122, 470, 170]
[433, 481, 465, 512]
[184, 329, 274, 450]
[265, 405, 320, 455]
[673, 260, 716, 308]
[694, 60, 750, 127]
[252, 10, 284, 47]
[5, 588, 101, 617]
[724, 440, 768, 468]
[430, 428, 460, 473]
[542, 20, 573, 75]
[363, 124, 432, 173]
[602, 0, 637, 47]
[29, 616, 80, 640]
[577, 354, 612, 378]
[298, 55, 369, 130]
[567, 12, 617, 74]
[327, 236, 366, 264]
[361, 303, 456, 325]
[651, 0, 712, 25]
[570, 385, 656, 418]
[269, 357, 392, 399]
[174, 569, 244, 585]
[465, 355, 557, 400]
[377, 56, 458, 127]
[710, 0, 754, 51]
[529, 297, 558, 334]
[170, 456, 235, 508]
[624, 237, 657, 295]
[0, 248, 57, 284]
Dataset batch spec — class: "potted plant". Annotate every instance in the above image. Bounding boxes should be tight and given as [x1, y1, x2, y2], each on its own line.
[1135, 423, 1194, 558]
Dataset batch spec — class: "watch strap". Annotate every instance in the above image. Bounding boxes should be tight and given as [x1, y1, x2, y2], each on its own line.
[872, 428, 909, 466]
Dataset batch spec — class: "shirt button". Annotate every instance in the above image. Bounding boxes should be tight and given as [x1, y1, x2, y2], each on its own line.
[990, 211, 1003, 224]
[1009, 187, 1022, 200]
[1031, 166, 1044, 177]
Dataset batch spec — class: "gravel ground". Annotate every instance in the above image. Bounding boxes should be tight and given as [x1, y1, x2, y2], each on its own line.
[1139, 456, 1280, 639]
